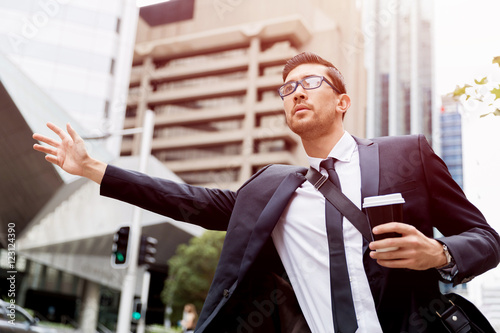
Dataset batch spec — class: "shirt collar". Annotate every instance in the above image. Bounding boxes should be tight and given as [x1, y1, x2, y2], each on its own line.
[308, 131, 357, 171]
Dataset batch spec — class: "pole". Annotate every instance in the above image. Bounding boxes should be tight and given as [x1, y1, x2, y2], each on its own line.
[116, 110, 155, 333]
[136, 271, 151, 333]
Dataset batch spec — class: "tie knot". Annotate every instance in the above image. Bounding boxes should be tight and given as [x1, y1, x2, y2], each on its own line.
[320, 158, 341, 188]
[320, 157, 337, 171]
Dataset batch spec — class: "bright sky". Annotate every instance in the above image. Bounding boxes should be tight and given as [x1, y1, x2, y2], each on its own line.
[434, 0, 500, 96]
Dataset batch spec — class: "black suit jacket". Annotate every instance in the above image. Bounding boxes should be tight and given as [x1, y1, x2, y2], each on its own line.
[100, 135, 500, 333]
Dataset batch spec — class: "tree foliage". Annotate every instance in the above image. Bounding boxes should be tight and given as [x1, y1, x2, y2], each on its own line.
[493, 56, 500, 67]
[450, 56, 500, 117]
[161, 230, 226, 325]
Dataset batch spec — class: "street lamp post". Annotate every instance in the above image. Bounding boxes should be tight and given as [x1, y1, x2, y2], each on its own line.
[115, 109, 155, 333]
[136, 270, 151, 333]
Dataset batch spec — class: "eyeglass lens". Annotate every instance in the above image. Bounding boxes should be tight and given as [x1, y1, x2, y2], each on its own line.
[281, 76, 323, 96]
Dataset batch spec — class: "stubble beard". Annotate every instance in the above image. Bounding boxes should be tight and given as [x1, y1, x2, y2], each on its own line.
[286, 111, 334, 141]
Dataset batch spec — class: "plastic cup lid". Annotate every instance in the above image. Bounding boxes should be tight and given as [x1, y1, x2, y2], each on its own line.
[362, 193, 405, 208]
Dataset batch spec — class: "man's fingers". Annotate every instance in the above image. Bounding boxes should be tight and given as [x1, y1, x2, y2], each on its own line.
[370, 238, 401, 251]
[33, 133, 60, 147]
[33, 143, 57, 156]
[66, 123, 81, 142]
[375, 258, 412, 269]
[372, 222, 414, 235]
[45, 154, 59, 165]
[46, 122, 68, 141]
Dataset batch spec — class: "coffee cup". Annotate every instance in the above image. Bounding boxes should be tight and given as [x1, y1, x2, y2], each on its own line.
[363, 193, 405, 252]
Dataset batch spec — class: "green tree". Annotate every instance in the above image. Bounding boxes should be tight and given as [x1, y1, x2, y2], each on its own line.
[161, 230, 225, 325]
[450, 56, 500, 117]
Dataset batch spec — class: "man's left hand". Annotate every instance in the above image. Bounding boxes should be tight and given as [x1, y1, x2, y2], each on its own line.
[369, 222, 448, 270]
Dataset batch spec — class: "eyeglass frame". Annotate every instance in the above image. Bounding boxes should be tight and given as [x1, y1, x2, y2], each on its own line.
[278, 75, 342, 100]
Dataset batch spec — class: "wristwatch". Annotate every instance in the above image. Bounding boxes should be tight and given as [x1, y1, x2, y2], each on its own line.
[442, 244, 453, 266]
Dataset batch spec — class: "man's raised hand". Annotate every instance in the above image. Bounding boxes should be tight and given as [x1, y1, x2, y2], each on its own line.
[33, 122, 107, 184]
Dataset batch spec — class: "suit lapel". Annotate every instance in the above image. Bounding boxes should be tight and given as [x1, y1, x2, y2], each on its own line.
[355, 136, 380, 199]
[238, 171, 306, 282]
[355, 137, 380, 253]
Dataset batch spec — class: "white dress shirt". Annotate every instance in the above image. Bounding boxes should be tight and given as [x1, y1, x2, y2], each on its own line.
[271, 132, 383, 333]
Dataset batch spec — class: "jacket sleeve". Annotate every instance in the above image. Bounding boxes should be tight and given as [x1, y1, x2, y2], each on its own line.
[100, 164, 237, 231]
[419, 135, 500, 285]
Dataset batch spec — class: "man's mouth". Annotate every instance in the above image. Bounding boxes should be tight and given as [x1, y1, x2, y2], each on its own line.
[293, 104, 311, 114]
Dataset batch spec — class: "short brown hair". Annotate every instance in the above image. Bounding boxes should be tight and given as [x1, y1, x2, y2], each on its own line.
[282, 52, 346, 94]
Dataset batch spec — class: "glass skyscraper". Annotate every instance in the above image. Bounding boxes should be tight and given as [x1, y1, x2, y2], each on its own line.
[439, 96, 463, 188]
[364, 0, 434, 141]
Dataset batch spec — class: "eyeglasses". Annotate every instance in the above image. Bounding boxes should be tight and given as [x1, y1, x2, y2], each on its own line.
[278, 75, 341, 99]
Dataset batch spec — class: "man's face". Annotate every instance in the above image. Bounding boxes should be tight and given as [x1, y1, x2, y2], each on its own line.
[282, 64, 343, 141]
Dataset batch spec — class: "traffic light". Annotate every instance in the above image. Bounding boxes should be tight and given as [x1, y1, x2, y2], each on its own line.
[132, 298, 142, 322]
[138, 235, 158, 266]
[111, 226, 130, 268]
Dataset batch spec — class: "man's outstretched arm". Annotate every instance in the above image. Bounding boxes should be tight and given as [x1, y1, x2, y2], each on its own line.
[32, 122, 107, 184]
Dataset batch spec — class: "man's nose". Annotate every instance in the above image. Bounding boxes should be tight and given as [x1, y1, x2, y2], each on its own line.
[293, 84, 307, 101]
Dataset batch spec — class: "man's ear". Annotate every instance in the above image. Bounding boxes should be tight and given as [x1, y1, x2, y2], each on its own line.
[336, 94, 351, 115]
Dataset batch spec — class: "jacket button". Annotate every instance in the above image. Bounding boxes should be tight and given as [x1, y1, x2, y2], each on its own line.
[223, 289, 230, 298]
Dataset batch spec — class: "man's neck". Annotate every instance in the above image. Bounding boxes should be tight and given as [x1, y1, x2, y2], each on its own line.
[301, 130, 346, 159]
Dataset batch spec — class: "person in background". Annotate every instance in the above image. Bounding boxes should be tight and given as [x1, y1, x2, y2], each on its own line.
[180, 303, 198, 333]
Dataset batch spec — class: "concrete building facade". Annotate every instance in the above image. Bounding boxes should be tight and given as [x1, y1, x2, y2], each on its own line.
[124, 0, 367, 190]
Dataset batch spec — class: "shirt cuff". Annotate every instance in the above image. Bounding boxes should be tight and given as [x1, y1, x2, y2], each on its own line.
[435, 241, 458, 282]
[437, 260, 458, 282]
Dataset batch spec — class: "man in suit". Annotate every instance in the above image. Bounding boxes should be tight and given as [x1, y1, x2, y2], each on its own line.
[33, 52, 500, 332]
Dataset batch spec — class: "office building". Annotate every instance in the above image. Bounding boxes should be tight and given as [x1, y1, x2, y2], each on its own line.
[124, 0, 367, 190]
[364, 0, 434, 141]
[439, 95, 463, 188]
[0, 0, 138, 155]
[0, 1, 159, 331]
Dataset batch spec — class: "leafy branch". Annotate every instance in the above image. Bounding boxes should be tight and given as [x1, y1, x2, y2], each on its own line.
[450, 56, 500, 117]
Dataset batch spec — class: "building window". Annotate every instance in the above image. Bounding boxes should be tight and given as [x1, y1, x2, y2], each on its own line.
[125, 107, 137, 118]
[154, 118, 243, 139]
[159, 96, 244, 114]
[154, 71, 247, 92]
[155, 143, 242, 161]
[254, 139, 288, 153]
[155, 48, 248, 69]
